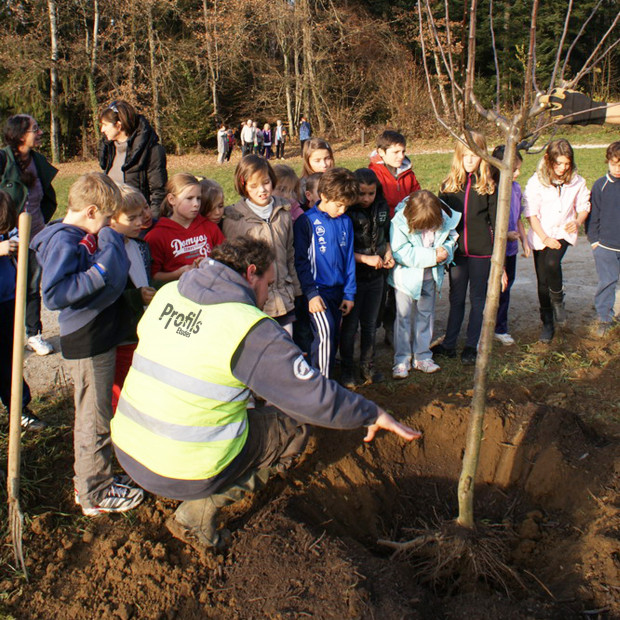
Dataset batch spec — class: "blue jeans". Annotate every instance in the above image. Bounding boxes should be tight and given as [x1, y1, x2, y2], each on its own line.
[495, 254, 517, 334]
[593, 245, 620, 322]
[393, 279, 436, 366]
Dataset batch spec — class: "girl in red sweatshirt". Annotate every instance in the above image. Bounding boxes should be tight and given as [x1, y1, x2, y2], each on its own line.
[146, 173, 225, 283]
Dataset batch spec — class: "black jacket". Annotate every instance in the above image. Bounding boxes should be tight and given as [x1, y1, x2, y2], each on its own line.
[440, 174, 497, 257]
[99, 115, 167, 217]
[346, 196, 390, 281]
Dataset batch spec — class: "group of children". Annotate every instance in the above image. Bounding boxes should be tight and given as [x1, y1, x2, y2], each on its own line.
[1, 124, 618, 518]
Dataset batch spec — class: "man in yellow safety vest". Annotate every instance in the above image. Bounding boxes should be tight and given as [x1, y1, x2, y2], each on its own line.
[111, 236, 420, 550]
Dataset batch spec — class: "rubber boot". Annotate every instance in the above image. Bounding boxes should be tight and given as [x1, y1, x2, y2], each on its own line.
[539, 308, 555, 343]
[549, 288, 566, 326]
[166, 467, 272, 551]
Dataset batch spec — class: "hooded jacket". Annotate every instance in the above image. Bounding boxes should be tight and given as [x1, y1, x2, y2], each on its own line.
[369, 150, 421, 217]
[31, 223, 130, 358]
[440, 173, 497, 258]
[99, 115, 167, 217]
[223, 197, 301, 317]
[113, 257, 379, 500]
[389, 200, 460, 300]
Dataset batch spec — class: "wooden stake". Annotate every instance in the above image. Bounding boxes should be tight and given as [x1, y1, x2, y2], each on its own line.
[7, 212, 31, 579]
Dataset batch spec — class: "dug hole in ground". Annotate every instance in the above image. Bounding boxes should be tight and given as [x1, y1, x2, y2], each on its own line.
[2, 241, 619, 619]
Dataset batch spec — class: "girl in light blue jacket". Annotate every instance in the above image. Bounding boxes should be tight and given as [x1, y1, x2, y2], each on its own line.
[389, 190, 460, 378]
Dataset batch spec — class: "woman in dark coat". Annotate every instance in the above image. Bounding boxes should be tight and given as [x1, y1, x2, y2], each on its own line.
[1, 114, 57, 360]
[99, 101, 167, 217]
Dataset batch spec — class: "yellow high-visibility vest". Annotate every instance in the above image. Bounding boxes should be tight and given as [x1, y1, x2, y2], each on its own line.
[111, 281, 267, 481]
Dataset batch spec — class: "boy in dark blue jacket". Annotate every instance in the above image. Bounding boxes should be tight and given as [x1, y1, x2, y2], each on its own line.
[32, 172, 144, 516]
[587, 141, 620, 336]
[294, 168, 358, 377]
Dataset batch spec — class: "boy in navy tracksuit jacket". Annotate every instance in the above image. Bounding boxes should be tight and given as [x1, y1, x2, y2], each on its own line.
[294, 168, 359, 377]
[586, 140, 620, 334]
[31, 172, 143, 516]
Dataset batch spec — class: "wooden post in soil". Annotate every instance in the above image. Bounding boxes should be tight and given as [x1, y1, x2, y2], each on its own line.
[456, 132, 517, 529]
[7, 212, 31, 578]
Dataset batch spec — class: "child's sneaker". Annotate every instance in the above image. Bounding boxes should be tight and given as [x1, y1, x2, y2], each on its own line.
[26, 333, 54, 356]
[75, 474, 137, 505]
[392, 363, 410, 379]
[80, 482, 144, 516]
[20, 408, 48, 431]
[413, 359, 440, 374]
[494, 332, 515, 346]
[595, 322, 612, 338]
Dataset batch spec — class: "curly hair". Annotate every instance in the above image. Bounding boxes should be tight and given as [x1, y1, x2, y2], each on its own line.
[210, 237, 275, 277]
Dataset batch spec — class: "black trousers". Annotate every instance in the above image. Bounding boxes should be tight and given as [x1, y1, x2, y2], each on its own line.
[340, 276, 384, 369]
[444, 254, 491, 349]
[0, 299, 31, 410]
[533, 240, 569, 310]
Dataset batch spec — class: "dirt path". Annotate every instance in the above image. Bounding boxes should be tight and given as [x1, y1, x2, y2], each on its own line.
[24, 239, 614, 400]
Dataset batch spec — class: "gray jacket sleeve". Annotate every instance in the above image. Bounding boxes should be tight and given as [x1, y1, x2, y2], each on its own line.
[231, 319, 379, 429]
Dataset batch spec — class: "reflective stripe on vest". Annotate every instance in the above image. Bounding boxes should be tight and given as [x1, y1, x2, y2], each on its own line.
[111, 282, 268, 481]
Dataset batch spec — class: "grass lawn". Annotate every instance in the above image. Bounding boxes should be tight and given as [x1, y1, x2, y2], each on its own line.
[50, 140, 611, 217]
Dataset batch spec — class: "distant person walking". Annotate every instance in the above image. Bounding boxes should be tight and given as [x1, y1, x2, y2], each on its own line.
[263, 123, 273, 160]
[299, 116, 312, 154]
[241, 120, 255, 156]
[99, 100, 168, 217]
[275, 120, 286, 159]
[217, 123, 228, 164]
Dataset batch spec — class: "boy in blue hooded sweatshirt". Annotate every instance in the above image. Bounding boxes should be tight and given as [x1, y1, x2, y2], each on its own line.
[389, 190, 460, 379]
[32, 172, 144, 516]
[294, 168, 358, 378]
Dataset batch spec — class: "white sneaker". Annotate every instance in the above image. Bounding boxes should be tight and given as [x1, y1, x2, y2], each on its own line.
[26, 333, 54, 356]
[392, 363, 410, 379]
[80, 482, 144, 516]
[494, 332, 515, 346]
[414, 359, 440, 374]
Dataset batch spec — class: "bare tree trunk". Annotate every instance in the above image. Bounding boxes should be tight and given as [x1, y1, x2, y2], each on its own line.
[300, 0, 325, 133]
[457, 132, 516, 529]
[202, 0, 220, 117]
[283, 51, 295, 139]
[293, 47, 302, 135]
[432, 48, 451, 118]
[129, 3, 137, 95]
[147, 2, 161, 135]
[47, 0, 60, 163]
[86, 0, 100, 144]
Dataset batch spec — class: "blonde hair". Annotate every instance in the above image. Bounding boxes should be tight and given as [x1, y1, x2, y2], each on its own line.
[441, 132, 495, 195]
[537, 139, 576, 187]
[68, 172, 122, 215]
[160, 173, 201, 217]
[273, 164, 300, 202]
[114, 183, 148, 218]
[198, 178, 224, 218]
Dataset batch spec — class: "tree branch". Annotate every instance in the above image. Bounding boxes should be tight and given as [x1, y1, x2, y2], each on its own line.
[548, 0, 573, 90]
[559, 0, 603, 84]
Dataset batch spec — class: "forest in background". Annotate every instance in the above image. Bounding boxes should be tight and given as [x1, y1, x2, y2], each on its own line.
[0, 0, 618, 161]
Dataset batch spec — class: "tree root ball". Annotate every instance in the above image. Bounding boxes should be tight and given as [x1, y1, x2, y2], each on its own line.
[378, 521, 523, 596]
